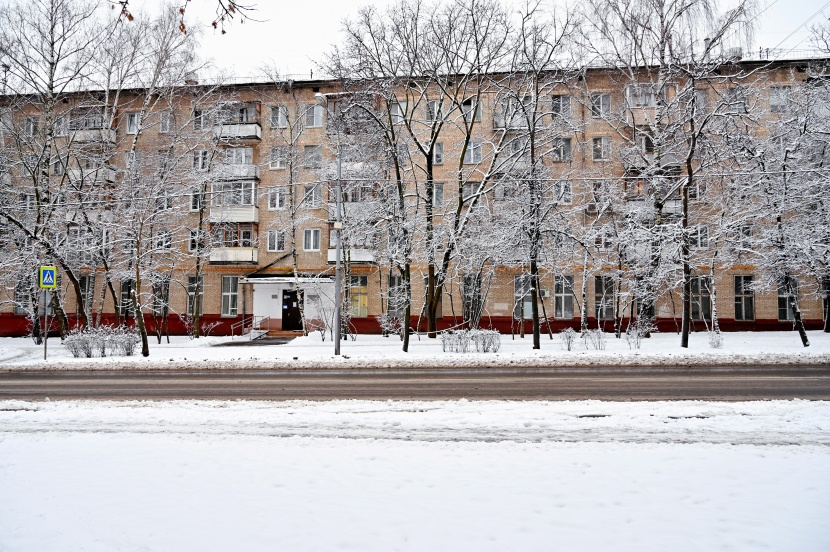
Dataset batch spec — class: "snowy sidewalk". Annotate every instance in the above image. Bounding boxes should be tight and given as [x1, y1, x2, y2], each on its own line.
[0, 330, 828, 371]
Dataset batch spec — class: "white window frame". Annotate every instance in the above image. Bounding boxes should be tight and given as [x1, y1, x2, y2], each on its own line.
[432, 142, 444, 165]
[462, 98, 481, 123]
[160, 111, 173, 133]
[126, 112, 140, 134]
[590, 93, 611, 118]
[25, 116, 40, 137]
[305, 104, 323, 128]
[391, 101, 407, 124]
[221, 276, 239, 317]
[271, 105, 288, 128]
[434, 182, 444, 207]
[592, 136, 611, 161]
[554, 180, 573, 204]
[54, 115, 68, 137]
[302, 184, 321, 209]
[268, 187, 286, 210]
[188, 229, 198, 251]
[463, 140, 482, 164]
[770, 86, 791, 113]
[554, 275, 574, 319]
[213, 181, 256, 206]
[551, 137, 572, 163]
[193, 150, 209, 171]
[267, 229, 286, 252]
[690, 225, 709, 249]
[269, 146, 287, 169]
[225, 147, 253, 165]
[303, 145, 322, 168]
[426, 100, 443, 122]
[190, 188, 204, 211]
[303, 228, 321, 251]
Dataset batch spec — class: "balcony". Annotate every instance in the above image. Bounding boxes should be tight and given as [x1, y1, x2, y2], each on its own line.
[65, 209, 113, 223]
[213, 123, 261, 141]
[328, 248, 375, 263]
[215, 164, 259, 180]
[209, 204, 259, 224]
[72, 128, 116, 144]
[210, 247, 258, 264]
[66, 166, 116, 184]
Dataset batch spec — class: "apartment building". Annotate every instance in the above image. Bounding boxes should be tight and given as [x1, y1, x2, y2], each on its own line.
[0, 56, 828, 338]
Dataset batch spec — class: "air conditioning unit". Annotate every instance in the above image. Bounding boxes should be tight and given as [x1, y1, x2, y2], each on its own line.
[539, 289, 551, 298]
[585, 203, 598, 214]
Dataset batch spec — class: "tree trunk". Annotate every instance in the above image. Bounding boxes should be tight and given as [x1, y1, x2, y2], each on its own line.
[784, 275, 810, 347]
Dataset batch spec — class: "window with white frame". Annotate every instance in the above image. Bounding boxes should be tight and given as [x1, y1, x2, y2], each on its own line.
[426, 100, 443, 122]
[269, 146, 287, 169]
[554, 275, 574, 319]
[305, 104, 323, 127]
[267, 229, 286, 252]
[462, 98, 481, 122]
[551, 137, 572, 162]
[190, 188, 204, 211]
[124, 151, 141, 172]
[349, 276, 369, 318]
[499, 96, 531, 128]
[213, 181, 255, 206]
[193, 150, 209, 171]
[271, 105, 288, 128]
[225, 147, 253, 165]
[126, 112, 140, 134]
[594, 275, 615, 321]
[551, 94, 571, 121]
[303, 228, 321, 251]
[154, 230, 172, 250]
[193, 109, 206, 130]
[463, 140, 482, 164]
[221, 275, 239, 316]
[691, 276, 712, 321]
[625, 84, 660, 108]
[514, 275, 534, 320]
[590, 93, 611, 117]
[434, 182, 444, 207]
[51, 155, 65, 175]
[268, 187, 286, 210]
[302, 184, 321, 208]
[432, 142, 444, 165]
[54, 115, 68, 137]
[155, 190, 173, 211]
[689, 225, 709, 249]
[303, 145, 322, 168]
[778, 277, 798, 321]
[216, 223, 255, 247]
[554, 180, 572, 204]
[688, 180, 705, 200]
[188, 229, 199, 251]
[592, 136, 611, 161]
[25, 116, 40, 137]
[724, 89, 747, 114]
[187, 276, 203, 315]
[770, 86, 791, 113]
[391, 101, 407, 124]
[734, 275, 754, 321]
[160, 111, 173, 133]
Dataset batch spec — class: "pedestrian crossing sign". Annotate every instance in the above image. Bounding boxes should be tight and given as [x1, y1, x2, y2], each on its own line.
[39, 266, 57, 289]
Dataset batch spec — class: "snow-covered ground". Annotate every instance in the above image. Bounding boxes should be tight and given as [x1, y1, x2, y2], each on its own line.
[1, 399, 828, 551]
[0, 330, 829, 370]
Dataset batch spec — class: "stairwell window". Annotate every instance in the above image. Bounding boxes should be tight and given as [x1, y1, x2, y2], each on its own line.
[221, 276, 239, 317]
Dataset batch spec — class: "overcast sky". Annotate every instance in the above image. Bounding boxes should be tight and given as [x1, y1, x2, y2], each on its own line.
[133, 0, 830, 79]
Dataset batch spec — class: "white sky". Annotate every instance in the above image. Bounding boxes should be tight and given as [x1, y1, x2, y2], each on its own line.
[135, 0, 830, 79]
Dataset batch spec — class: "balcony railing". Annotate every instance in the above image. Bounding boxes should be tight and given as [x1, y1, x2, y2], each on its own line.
[72, 128, 116, 144]
[209, 204, 259, 223]
[210, 247, 258, 264]
[215, 164, 259, 180]
[66, 166, 116, 184]
[213, 123, 262, 141]
[328, 248, 375, 263]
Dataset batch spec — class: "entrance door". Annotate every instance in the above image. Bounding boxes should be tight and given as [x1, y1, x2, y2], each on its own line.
[282, 289, 303, 331]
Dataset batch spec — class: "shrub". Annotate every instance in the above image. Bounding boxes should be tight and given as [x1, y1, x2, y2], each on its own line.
[442, 329, 501, 353]
[583, 328, 606, 350]
[560, 327, 577, 351]
[708, 330, 724, 349]
[624, 318, 655, 350]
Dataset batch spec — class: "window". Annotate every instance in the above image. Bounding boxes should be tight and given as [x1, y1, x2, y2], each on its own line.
[349, 276, 369, 318]
[303, 145, 322, 168]
[226, 147, 253, 165]
[303, 228, 321, 251]
[193, 109, 206, 130]
[187, 276, 204, 315]
[499, 96, 531, 128]
[267, 229, 286, 252]
[626, 84, 659, 108]
[25, 116, 40, 137]
[734, 275, 755, 321]
[387, 275, 406, 319]
[554, 275, 574, 319]
[514, 275, 534, 320]
[51, 156, 65, 175]
[770, 86, 791, 113]
[213, 181, 256, 206]
[152, 278, 170, 317]
[217, 103, 258, 124]
[462, 273, 483, 324]
[693, 88, 708, 111]
[190, 188, 204, 211]
[305, 104, 323, 127]
[426, 100, 443, 122]
[54, 115, 68, 137]
[432, 142, 444, 165]
[434, 182, 444, 207]
[271, 105, 288, 128]
[154, 230, 172, 250]
[691, 276, 712, 321]
[124, 151, 141, 173]
[221, 276, 239, 316]
[193, 150, 209, 171]
[160, 111, 173, 133]
[155, 190, 173, 211]
[590, 93, 611, 118]
[638, 134, 655, 155]
[391, 101, 407, 124]
[551, 94, 571, 121]
[302, 184, 321, 208]
[78, 274, 95, 315]
[463, 140, 482, 164]
[119, 280, 134, 317]
[724, 89, 747, 114]
[268, 187, 286, 210]
[126, 112, 140, 134]
[688, 181, 705, 200]
[462, 98, 481, 123]
[188, 229, 199, 252]
[269, 146, 287, 169]
[595, 275, 614, 321]
[778, 277, 798, 321]
[592, 136, 611, 161]
[551, 137, 572, 162]
[690, 225, 709, 249]
[554, 180, 572, 204]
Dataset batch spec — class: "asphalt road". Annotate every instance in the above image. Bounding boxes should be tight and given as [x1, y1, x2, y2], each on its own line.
[1, 365, 829, 401]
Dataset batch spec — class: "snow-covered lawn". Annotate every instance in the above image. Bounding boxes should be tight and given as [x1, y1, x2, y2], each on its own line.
[0, 330, 828, 370]
[0, 399, 828, 551]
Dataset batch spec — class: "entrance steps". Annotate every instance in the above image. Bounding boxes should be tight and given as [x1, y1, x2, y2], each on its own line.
[266, 329, 305, 338]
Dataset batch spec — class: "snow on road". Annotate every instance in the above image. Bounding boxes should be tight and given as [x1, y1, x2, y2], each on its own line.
[1, 330, 829, 370]
[1, 399, 828, 551]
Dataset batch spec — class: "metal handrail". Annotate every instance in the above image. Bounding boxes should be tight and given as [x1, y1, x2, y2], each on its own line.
[230, 315, 271, 339]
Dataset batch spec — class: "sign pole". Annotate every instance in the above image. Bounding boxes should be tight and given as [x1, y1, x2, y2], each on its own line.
[38, 266, 58, 362]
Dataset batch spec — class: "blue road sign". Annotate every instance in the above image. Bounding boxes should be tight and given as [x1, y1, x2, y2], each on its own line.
[39, 266, 57, 289]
